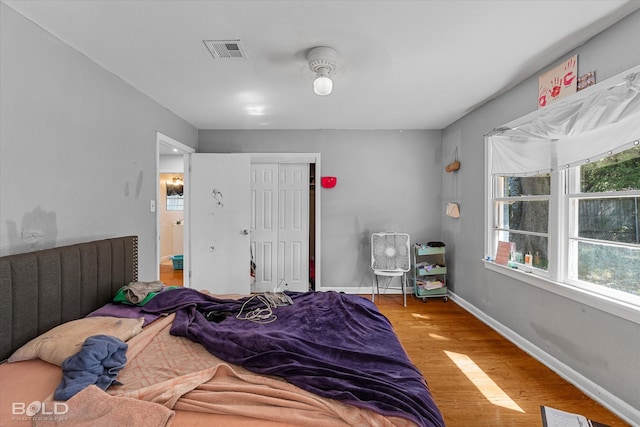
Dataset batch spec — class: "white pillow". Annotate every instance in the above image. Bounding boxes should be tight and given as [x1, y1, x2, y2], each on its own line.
[7, 316, 144, 366]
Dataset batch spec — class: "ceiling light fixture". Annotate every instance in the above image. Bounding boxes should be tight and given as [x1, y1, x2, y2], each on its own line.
[307, 46, 338, 96]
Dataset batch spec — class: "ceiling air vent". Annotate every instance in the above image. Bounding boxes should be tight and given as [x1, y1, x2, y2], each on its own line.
[203, 40, 247, 59]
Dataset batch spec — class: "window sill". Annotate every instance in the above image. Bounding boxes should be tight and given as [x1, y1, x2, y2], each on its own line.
[483, 260, 640, 325]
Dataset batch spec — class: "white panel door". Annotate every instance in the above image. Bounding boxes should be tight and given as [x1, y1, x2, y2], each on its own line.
[278, 164, 309, 292]
[250, 163, 309, 293]
[189, 154, 251, 294]
[250, 164, 279, 292]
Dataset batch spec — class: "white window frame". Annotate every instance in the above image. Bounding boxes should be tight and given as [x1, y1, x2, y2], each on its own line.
[491, 174, 551, 278]
[485, 141, 640, 325]
[565, 166, 640, 303]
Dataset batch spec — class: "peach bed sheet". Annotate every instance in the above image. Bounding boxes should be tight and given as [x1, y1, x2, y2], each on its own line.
[1, 313, 417, 427]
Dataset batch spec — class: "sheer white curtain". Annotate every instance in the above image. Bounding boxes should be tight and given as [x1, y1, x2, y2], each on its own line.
[489, 67, 640, 176]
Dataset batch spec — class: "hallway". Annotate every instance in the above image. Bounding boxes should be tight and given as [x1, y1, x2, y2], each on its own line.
[160, 260, 183, 286]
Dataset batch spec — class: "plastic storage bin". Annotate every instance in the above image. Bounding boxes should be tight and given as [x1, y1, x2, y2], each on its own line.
[170, 255, 183, 270]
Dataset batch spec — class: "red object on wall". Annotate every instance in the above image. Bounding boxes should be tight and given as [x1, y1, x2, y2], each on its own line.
[321, 176, 337, 188]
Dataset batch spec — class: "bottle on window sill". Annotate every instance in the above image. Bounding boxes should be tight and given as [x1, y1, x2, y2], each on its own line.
[524, 252, 533, 267]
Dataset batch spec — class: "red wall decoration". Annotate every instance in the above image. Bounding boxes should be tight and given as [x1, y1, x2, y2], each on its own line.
[321, 176, 337, 188]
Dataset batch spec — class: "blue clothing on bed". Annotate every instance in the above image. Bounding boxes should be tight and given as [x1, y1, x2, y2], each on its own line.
[54, 334, 127, 401]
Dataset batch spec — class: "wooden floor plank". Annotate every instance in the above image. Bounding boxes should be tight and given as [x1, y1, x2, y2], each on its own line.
[160, 262, 184, 286]
[373, 294, 629, 427]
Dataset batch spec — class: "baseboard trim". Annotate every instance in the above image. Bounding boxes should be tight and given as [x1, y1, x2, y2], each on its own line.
[321, 285, 409, 295]
[448, 291, 639, 426]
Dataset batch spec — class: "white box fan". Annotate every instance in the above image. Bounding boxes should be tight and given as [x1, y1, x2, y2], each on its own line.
[371, 232, 410, 307]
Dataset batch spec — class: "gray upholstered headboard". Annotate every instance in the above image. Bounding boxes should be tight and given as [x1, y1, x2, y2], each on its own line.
[0, 236, 138, 362]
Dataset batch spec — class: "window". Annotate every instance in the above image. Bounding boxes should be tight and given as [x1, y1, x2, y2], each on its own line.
[488, 145, 640, 309]
[486, 66, 640, 316]
[567, 146, 640, 298]
[166, 176, 184, 211]
[492, 175, 550, 270]
[166, 194, 184, 211]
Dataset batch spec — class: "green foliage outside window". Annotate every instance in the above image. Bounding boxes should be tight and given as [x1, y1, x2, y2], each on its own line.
[578, 242, 640, 296]
[576, 146, 640, 296]
[581, 146, 640, 192]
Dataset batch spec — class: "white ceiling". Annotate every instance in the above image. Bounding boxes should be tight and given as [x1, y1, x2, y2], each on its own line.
[4, 0, 639, 130]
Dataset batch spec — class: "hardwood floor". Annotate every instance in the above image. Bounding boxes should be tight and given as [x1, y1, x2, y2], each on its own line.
[160, 261, 184, 286]
[373, 295, 629, 427]
[155, 273, 628, 426]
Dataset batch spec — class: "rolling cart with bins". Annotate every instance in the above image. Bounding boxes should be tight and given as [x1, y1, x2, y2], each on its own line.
[413, 243, 448, 302]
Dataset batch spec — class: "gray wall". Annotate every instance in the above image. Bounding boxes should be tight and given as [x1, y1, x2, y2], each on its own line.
[0, 4, 198, 280]
[441, 9, 640, 420]
[198, 129, 442, 290]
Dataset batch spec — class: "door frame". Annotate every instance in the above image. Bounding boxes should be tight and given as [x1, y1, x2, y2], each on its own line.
[251, 153, 322, 290]
[155, 145, 322, 290]
[155, 132, 195, 287]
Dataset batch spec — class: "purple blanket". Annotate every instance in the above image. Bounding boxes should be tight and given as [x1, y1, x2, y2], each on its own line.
[142, 288, 444, 427]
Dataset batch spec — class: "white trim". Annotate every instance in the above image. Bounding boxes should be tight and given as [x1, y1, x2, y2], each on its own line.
[315, 155, 322, 290]
[550, 170, 566, 282]
[483, 260, 640, 325]
[251, 152, 319, 164]
[323, 285, 411, 295]
[182, 154, 191, 287]
[568, 189, 640, 200]
[449, 291, 640, 426]
[157, 132, 195, 154]
[484, 135, 494, 261]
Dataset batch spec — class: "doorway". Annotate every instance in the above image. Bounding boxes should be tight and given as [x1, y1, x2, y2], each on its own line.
[187, 153, 321, 294]
[159, 172, 184, 285]
[156, 132, 194, 287]
[157, 148, 322, 291]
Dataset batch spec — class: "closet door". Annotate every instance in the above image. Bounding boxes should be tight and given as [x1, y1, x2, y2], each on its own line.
[250, 164, 279, 292]
[278, 164, 309, 292]
[250, 163, 309, 293]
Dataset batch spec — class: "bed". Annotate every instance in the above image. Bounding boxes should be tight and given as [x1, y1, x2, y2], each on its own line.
[0, 236, 445, 427]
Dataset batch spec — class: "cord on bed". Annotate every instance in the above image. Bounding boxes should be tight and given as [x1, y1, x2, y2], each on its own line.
[235, 292, 293, 324]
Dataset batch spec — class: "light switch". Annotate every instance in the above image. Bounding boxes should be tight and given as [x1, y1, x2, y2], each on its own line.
[150, 200, 156, 212]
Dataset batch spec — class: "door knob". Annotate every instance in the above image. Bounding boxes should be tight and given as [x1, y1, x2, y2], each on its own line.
[243, 229, 250, 235]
